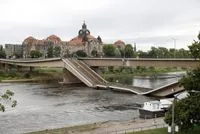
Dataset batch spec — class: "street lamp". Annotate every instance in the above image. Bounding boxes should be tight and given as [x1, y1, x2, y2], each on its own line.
[171, 92, 175, 134]
[172, 38, 176, 58]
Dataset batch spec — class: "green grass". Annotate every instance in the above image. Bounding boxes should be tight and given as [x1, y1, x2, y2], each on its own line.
[102, 67, 185, 77]
[0, 68, 63, 83]
[127, 128, 168, 134]
[128, 125, 200, 134]
[26, 123, 100, 134]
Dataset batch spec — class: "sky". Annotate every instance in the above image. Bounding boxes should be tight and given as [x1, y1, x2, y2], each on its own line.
[0, 0, 200, 51]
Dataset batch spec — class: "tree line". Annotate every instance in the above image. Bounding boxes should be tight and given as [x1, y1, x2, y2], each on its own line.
[164, 33, 200, 133]
[103, 44, 192, 58]
[1, 32, 200, 59]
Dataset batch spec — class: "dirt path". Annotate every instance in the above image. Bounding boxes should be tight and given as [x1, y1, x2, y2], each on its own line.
[67, 118, 166, 134]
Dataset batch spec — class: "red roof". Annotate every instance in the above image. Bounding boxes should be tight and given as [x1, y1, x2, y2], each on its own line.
[46, 35, 61, 42]
[68, 34, 98, 46]
[68, 36, 84, 46]
[24, 36, 36, 42]
[114, 40, 125, 47]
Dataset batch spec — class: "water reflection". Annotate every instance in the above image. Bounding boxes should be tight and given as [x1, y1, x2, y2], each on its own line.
[105, 73, 183, 89]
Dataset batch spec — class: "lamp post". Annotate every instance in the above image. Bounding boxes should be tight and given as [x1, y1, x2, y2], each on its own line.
[172, 38, 176, 58]
[171, 88, 175, 134]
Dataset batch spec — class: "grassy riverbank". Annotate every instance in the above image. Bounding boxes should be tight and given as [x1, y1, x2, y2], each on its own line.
[27, 122, 101, 134]
[102, 66, 185, 77]
[128, 125, 200, 134]
[0, 68, 63, 83]
[26, 118, 166, 134]
[27, 123, 200, 134]
[0, 66, 185, 83]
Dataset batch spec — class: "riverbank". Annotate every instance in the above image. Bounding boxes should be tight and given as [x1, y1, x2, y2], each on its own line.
[0, 67, 185, 83]
[0, 68, 63, 83]
[26, 118, 166, 134]
[102, 66, 185, 78]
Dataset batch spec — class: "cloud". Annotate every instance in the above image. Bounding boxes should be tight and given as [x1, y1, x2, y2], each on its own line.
[0, 0, 199, 51]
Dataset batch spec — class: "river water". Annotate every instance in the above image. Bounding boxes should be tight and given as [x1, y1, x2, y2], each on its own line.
[0, 73, 183, 134]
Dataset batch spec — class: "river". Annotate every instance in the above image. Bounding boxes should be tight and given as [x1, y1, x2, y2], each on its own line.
[0, 73, 183, 134]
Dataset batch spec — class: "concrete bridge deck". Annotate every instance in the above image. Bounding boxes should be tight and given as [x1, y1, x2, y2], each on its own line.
[0, 58, 199, 68]
[96, 80, 182, 97]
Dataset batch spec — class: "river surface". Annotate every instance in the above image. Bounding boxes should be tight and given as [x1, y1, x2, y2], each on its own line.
[0, 73, 183, 134]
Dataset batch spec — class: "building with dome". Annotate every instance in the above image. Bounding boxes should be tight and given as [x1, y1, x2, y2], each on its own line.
[20, 22, 103, 58]
[67, 22, 103, 56]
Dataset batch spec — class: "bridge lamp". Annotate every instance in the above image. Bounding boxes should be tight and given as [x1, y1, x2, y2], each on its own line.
[172, 38, 177, 58]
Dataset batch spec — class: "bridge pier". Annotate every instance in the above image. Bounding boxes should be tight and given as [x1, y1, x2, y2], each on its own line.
[16, 66, 23, 72]
[62, 68, 82, 84]
[4, 64, 12, 72]
[0, 63, 5, 70]
[29, 67, 35, 72]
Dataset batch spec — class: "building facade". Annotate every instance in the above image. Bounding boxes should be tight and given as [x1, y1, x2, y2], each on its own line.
[68, 22, 103, 56]
[20, 22, 103, 58]
[5, 44, 23, 58]
[22, 35, 65, 58]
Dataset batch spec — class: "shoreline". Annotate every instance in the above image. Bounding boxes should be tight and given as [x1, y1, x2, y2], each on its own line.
[0, 79, 40, 83]
[0, 70, 185, 83]
[26, 117, 166, 134]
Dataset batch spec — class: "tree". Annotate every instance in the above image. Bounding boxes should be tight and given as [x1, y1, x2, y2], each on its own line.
[114, 48, 121, 58]
[137, 50, 149, 58]
[179, 67, 200, 92]
[103, 45, 115, 57]
[91, 50, 98, 57]
[30, 50, 43, 58]
[53, 46, 61, 57]
[0, 90, 17, 112]
[188, 40, 200, 59]
[188, 33, 200, 59]
[125, 44, 134, 58]
[158, 47, 169, 58]
[164, 67, 200, 132]
[75, 50, 87, 57]
[47, 46, 53, 58]
[164, 93, 200, 132]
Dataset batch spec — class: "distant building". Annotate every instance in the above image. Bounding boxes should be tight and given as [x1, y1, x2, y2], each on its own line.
[5, 44, 23, 58]
[21, 22, 103, 58]
[22, 35, 65, 58]
[68, 22, 103, 56]
[113, 40, 126, 48]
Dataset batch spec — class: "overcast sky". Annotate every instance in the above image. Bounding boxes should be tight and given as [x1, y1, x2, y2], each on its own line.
[0, 0, 199, 51]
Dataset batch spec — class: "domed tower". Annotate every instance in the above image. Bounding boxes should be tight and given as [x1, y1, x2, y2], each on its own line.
[78, 21, 90, 38]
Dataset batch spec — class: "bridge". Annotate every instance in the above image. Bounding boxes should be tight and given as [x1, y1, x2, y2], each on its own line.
[0, 58, 199, 68]
[0, 58, 198, 97]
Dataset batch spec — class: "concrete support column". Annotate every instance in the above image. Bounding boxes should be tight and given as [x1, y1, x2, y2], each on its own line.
[0, 63, 5, 70]
[63, 68, 82, 84]
[30, 67, 35, 72]
[17, 66, 23, 72]
[4, 64, 12, 72]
